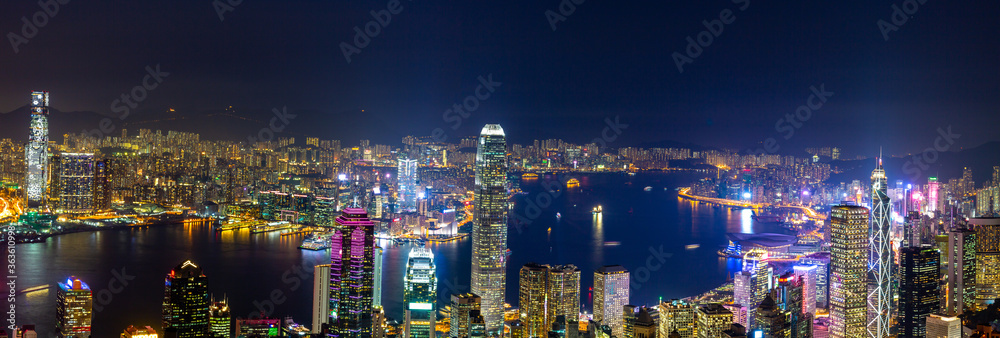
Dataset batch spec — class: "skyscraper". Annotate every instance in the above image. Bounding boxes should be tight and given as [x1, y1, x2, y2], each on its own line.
[830, 205, 868, 338]
[313, 264, 331, 335]
[970, 217, 1000, 310]
[898, 245, 940, 338]
[450, 293, 482, 338]
[208, 299, 231, 338]
[743, 248, 772, 327]
[404, 247, 436, 338]
[868, 158, 892, 338]
[56, 277, 92, 338]
[162, 260, 210, 338]
[547, 264, 581, 327]
[471, 124, 508, 333]
[753, 295, 789, 338]
[57, 153, 94, 213]
[924, 314, 962, 338]
[945, 227, 976, 315]
[792, 264, 818, 317]
[658, 300, 696, 338]
[519, 263, 550, 337]
[25, 91, 49, 205]
[329, 208, 376, 338]
[397, 158, 419, 212]
[593, 265, 630, 338]
[696, 303, 734, 338]
[374, 246, 384, 308]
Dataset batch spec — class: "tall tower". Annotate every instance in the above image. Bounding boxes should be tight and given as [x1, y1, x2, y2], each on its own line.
[471, 124, 508, 333]
[868, 157, 892, 338]
[897, 245, 940, 338]
[163, 260, 210, 338]
[593, 265, 630, 338]
[450, 293, 482, 338]
[329, 208, 376, 338]
[25, 91, 49, 205]
[970, 217, 1000, 310]
[313, 264, 332, 335]
[404, 247, 436, 338]
[830, 205, 868, 338]
[547, 264, 581, 327]
[56, 276, 92, 338]
[57, 153, 94, 213]
[208, 298, 231, 338]
[397, 158, 419, 212]
[945, 227, 976, 315]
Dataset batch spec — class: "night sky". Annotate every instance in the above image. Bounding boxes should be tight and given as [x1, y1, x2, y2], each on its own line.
[1, 0, 997, 156]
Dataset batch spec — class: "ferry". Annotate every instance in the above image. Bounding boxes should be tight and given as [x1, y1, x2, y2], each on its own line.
[592, 205, 603, 214]
[19, 285, 49, 294]
[505, 248, 512, 257]
[556, 212, 561, 220]
[566, 178, 581, 188]
[685, 244, 701, 250]
[604, 241, 621, 247]
[299, 232, 331, 250]
[644, 186, 653, 192]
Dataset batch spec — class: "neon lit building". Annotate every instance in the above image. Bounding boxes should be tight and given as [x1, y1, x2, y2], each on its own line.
[830, 205, 868, 338]
[56, 276, 92, 337]
[593, 265, 630, 338]
[329, 208, 375, 338]
[25, 91, 49, 205]
[162, 260, 210, 338]
[397, 158, 419, 212]
[404, 247, 436, 338]
[470, 124, 508, 333]
[868, 158, 892, 338]
[928, 177, 939, 214]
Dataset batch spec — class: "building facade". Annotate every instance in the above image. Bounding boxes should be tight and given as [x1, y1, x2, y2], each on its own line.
[404, 247, 436, 338]
[162, 260, 210, 338]
[593, 266, 630, 338]
[868, 159, 892, 338]
[329, 208, 376, 338]
[470, 124, 508, 333]
[56, 277, 92, 338]
[830, 205, 869, 338]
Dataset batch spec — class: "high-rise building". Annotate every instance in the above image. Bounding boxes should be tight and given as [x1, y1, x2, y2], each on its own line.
[898, 245, 940, 338]
[93, 159, 110, 211]
[121, 326, 158, 338]
[792, 265, 818, 317]
[743, 249, 772, 326]
[593, 266, 630, 338]
[547, 264, 581, 327]
[696, 304, 733, 338]
[374, 246, 383, 308]
[868, 157, 892, 338]
[630, 307, 656, 338]
[56, 277, 92, 338]
[404, 247, 436, 338]
[775, 273, 812, 337]
[313, 264, 331, 335]
[733, 271, 753, 327]
[520, 263, 550, 337]
[208, 299, 231, 338]
[970, 217, 1000, 310]
[25, 91, 49, 205]
[329, 208, 376, 338]
[924, 314, 962, 338]
[162, 260, 210, 338]
[658, 300, 696, 338]
[397, 158, 419, 212]
[829, 205, 869, 338]
[946, 227, 977, 315]
[753, 295, 789, 338]
[798, 254, 830, 309]
[57, 153, 94, 213]
[450, 293, 482, 338]
[471, 124, 508, 333]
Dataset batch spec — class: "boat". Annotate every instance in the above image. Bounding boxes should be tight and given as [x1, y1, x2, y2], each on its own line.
[604, 241, 621, 246]
[566, 178, 580, 188]
[685, 244, 700, 250]
[505, 248, 512, 257]
[299, 232, 331, 250]
[644, 186, 653, 192]
[556, 212, 561, 220]
[592, 205, 603, 214]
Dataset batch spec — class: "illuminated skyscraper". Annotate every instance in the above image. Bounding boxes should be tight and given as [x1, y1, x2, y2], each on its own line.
[329, 208, 376, 338]
[743, 249, 772, 327]
[374, 246, 383, 308]
[868, 158, 892, 338]
[593, 265, 630, 338]
[547, 264, 581, 327]
[450, 293, 482, 338]
[928, 177, 940, 213]
[945, 227, 976, 315]
[658, 300, 696, 338]
[162, 260, 210, 338]
[313, 264, 331, 335]
[470, 124, 508, 333]
[208, 299, 231, 338]
[398, 158, 419, 212]
[970, 217, 1000, 310]
[898, 245, 940, 338]
[520, 263, 549, 337]
[56, 277, 92, 338]
[793, 265, 817, 317]
[696, 304, 734, 338]
[404, 247, 436, 338]
[924, 314, 962, 338]
[57, 153, 94, 213]
[830, 205, 869, 338]
[25, 91, 49, 205]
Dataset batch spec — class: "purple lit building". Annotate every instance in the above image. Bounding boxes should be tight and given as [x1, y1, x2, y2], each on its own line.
[328, 208, 375, 338]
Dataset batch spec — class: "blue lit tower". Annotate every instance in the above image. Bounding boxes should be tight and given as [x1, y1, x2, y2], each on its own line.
[25, 91, 49, 205]
[404, 247, 437, 338]
[867, 156, 892, 338]
[397, 158, 419, 212]
[471, 124, 508, 333]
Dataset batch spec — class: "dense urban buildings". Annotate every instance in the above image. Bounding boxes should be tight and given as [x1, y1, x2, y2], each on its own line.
[829, 205, 869, 338]
[470, 124, 509, 334]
